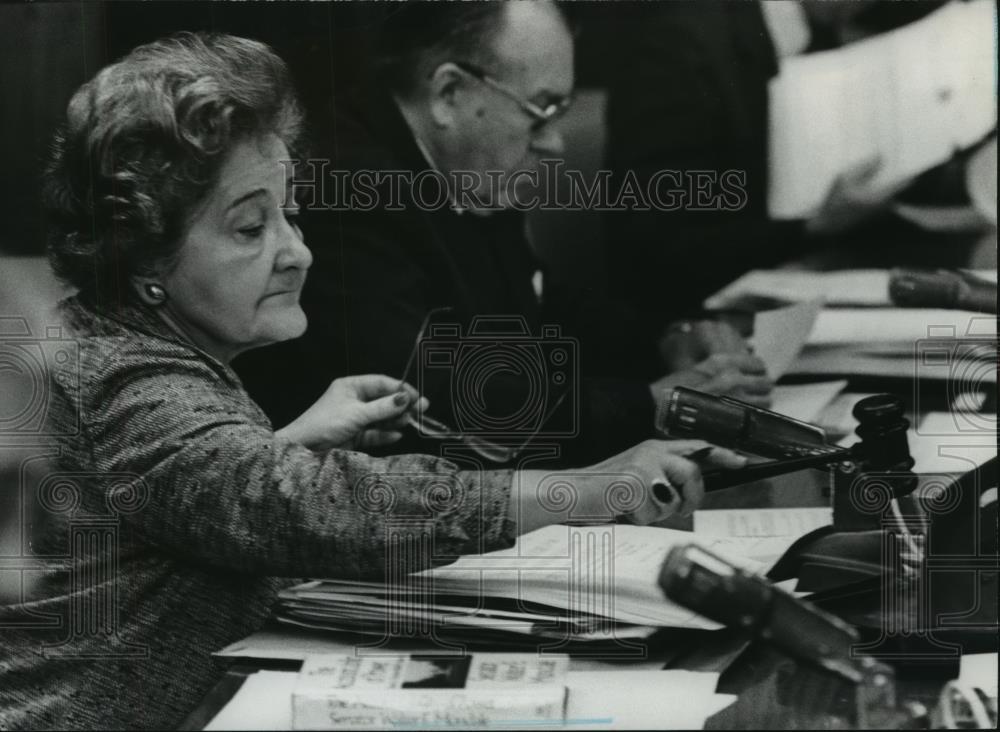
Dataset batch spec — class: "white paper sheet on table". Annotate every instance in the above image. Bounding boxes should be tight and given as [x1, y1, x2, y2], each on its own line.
[751, 300, 824, 379]
[908, 413, 998, 474]
[770, 380, 848, 423]
[706, 269, 997, 310]
[958, 653, 999, 697]
[563, 670, 735, 730]
[205, 669, 737, 731]
[205, 671, 297, 731]
[807, 308, 997, 346]
[694, 508, 833, 539]
[788, 347, 998, 383]
[216, 629, 417, 661]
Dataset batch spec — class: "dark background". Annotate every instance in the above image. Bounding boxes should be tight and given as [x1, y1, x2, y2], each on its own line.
[0, 0, 948, 258]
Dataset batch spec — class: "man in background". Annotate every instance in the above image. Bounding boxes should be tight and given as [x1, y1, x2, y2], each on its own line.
[236, 0, 771, 465]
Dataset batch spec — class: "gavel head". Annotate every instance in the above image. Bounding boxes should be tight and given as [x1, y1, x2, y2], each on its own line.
[852, 394, 916, 474]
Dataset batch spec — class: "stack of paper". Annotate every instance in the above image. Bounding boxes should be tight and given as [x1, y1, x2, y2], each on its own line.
[706, 269, 997, 311]
[276, 525, 801, 644]
[790, 308, 997, 382]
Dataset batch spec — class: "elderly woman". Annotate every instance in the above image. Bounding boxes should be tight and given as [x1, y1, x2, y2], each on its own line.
[0, 33, 743, 729]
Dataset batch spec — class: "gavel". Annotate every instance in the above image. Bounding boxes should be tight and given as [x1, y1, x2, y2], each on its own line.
[660, 388, 915, 496]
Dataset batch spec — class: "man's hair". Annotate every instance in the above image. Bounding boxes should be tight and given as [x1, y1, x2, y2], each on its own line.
[375, 1, 510, 95]
[44, 32, 304, 301]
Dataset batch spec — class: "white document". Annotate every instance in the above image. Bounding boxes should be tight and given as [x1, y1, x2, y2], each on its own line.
[958, 653, 999, 697]
[705, 269, 891, 309]
[768, 0, 997, 219]
[694, 508, 833, 539]
[216, 629, 406, 661]
[566, 670, 734, 730]
[770, 380, 848, 423]
[751, 300, 824, 379]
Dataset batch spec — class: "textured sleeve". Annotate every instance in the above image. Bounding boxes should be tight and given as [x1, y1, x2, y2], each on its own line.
[82, 346, 516, 579]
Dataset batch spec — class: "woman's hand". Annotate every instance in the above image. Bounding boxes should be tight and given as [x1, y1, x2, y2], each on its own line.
[276, 375, 429, 452]
[511, 440, 747, 533]
[651, 352, 774, 408]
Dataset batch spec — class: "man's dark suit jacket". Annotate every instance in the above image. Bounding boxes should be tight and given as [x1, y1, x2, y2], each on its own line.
[235, 90, 659, 466]
[604, 1, 805, 324]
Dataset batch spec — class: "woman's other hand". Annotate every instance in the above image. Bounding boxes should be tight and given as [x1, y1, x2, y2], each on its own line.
[652, 352, 774, 408]
[512, 440, 747, 533]
[276, 375, 429, 452]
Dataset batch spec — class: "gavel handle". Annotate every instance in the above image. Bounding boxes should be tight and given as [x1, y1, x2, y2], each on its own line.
[704, 446, 854, 492]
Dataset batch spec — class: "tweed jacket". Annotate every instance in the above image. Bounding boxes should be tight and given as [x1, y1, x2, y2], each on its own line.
[0, 294, 515, 730]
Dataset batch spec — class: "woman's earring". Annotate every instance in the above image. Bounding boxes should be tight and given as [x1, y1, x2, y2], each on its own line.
[143, 283, 168, 304]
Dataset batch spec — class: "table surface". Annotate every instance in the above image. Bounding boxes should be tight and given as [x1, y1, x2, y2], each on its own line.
[181, 376, 996, 730]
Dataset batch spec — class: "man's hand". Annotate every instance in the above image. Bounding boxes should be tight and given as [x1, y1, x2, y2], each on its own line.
[808, 156, 915, 235]
[276, 374, 430, 452]
[660, 319, 751, 371]
[652, 352, 774, 408]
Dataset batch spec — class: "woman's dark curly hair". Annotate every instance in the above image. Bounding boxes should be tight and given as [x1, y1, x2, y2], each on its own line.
[45, 32, 305, 300]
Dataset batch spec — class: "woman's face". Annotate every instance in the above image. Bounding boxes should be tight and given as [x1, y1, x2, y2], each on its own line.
[158, 134, 313, 362]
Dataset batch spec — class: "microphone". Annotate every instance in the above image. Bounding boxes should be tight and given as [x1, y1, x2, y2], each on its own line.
[658, 544, 862, 682]
[889, 268, 997, 314]
[658, 387, 834, 459]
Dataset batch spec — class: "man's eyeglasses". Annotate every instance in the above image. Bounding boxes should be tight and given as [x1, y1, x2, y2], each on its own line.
[452, 61, 573, 129]
[397, 307, 568, 464]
